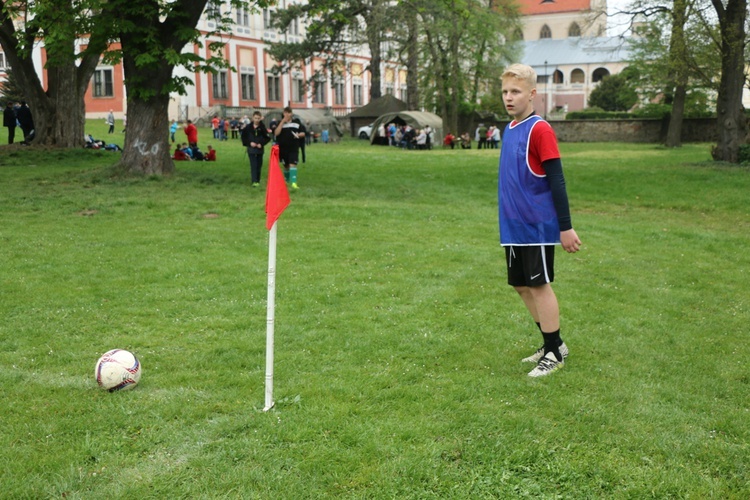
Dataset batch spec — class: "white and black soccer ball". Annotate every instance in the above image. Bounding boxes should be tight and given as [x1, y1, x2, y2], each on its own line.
[94, 349, 141, 391]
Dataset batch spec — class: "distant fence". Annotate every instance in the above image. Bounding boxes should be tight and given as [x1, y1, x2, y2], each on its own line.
[496, 117, 719, 143]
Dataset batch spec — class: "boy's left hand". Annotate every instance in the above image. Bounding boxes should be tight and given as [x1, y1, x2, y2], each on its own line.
[560, 229, 581, 253]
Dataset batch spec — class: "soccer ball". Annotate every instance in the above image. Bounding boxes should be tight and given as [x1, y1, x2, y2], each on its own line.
[94, 349, 141, 391]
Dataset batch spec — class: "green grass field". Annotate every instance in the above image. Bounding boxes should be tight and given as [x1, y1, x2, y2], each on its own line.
[1, 124, 749, 498]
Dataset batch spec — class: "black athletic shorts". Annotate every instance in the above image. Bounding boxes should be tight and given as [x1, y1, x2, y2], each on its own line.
[279, 147, 299, 167]
[505, 245, 555, 287]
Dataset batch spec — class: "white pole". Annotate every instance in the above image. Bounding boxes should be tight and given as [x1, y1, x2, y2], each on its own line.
[263, 221, 278, 412]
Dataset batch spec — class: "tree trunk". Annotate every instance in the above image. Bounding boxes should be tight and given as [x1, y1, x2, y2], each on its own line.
[665, 84, 687, 147]
[44, 65, 85, 147]
[447, 23, 463, 136]
[367, 38, 383, 100]
[115, 36, 174, 176]
[711, 0, 747, 163]
[0, 3, 101, 148]
[405, 7, 420, 110]
[116, 94, 173, 176]
[665, 0, 688, 148]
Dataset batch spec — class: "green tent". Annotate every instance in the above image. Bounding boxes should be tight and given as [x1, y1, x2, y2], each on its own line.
[347, 95, 409, 137]
[369, 111, 443, 146]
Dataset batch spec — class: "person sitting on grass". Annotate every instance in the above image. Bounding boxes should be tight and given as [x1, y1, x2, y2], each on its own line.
[183, 143, 196, 159]
[173, 144, 190, 161]
[443, 132, 456, 149]
[205, 145, 216, 161]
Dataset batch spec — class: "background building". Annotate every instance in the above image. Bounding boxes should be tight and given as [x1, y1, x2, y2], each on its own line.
[516, 0, 632, 115]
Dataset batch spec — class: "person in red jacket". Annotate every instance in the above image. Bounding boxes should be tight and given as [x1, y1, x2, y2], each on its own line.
[183, 120, 198, 149]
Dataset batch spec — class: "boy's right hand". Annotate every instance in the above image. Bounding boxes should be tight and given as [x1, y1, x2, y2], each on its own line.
[560, 229, 581, 253]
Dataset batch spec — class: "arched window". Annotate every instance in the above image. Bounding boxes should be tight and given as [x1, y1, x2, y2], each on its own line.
[571, 69, 585, 84]
[592, 67, 610, 82]
[568, 22, 581, 37]
[540, 25, 552, 39]
[553, 69, 564, 84]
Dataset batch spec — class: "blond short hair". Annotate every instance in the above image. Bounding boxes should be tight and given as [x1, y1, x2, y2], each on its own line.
[502, 63, 537, 89]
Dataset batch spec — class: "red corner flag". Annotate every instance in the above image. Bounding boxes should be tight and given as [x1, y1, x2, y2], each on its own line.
[265, 145, 290, 230]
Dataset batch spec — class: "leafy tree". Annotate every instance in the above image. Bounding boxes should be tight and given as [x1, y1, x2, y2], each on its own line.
[411, 0, 518, 134]
[588, 72, 639, 111]
[0, 64, 25, 104]
[107, 0, 270, 175]
[710, 0, 748, 163]
[268, 0, 392, 102]
[625, 0, 720, 147]
[619, 0, 747, 161]
[0, 0, 111, 147]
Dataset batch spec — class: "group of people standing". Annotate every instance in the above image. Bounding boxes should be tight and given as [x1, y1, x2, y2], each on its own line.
[168, 108, 306, 190]
[211, 116, 243, 141]
[475, 123, 501, 149]
[3, 101, 35, 145]
[384, 123, 433, 150]
[243, 107, 306, 190]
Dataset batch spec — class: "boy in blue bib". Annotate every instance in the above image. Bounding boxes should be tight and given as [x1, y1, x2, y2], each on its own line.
[498, 64, 582, 377]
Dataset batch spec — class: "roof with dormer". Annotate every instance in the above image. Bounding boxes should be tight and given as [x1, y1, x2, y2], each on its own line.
[515, 0, 594, 16]
[521, 36, 632, 74]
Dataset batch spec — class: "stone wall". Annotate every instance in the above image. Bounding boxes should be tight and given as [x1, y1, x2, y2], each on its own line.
[496, 118, 718, 143]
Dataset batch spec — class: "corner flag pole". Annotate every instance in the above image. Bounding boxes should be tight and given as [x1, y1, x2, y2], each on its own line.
[263, 145, 289, 412]
[264, 221, 278, 412]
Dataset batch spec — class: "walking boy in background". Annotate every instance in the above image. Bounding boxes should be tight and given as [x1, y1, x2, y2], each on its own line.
[274, 107, 306, 190]
[241, 111, 271, 187]
[498, 63, 581, 377]
[106, 110, 115, 134]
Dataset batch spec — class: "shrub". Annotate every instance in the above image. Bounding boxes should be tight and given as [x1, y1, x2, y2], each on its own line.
[739, 144, 750, 164]
[566, 109, 634, 120]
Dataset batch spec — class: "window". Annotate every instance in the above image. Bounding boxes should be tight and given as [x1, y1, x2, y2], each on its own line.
[236, 8, 250, 27]
[399, 85, 407, 102]
[334, 79, 344, 105]
[267, 74, 281, 102]
[292, 75, 305, 103]
[212, 70, 228, 99]
[93, 68, 114, 97]
[571, 69, 585, 84]
[569, 22, 581, 37]
[540, 24, 552, 39]
[592, 67, 610, 83]
[353, 82, 362, 106]
[290, 18, 299, 36]
[313, 79, 326, 104]
[241, 73, 256, 100]
[206, 1, 222, 21]
[553, 69, 564, 84]
[385, 84, 394, 96]
[263, 9, 272, 29]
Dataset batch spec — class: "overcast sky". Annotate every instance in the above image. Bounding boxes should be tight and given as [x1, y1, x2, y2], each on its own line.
[607, 0, 633, 36]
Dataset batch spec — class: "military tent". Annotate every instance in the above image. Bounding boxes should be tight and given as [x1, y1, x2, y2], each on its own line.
[347, 95, 408, 137]
[369, 111, 443, 147]
[263, 108, 344, 140]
